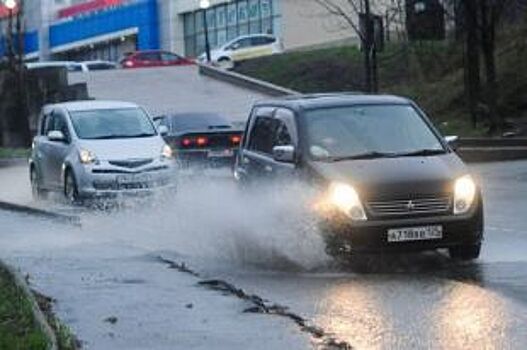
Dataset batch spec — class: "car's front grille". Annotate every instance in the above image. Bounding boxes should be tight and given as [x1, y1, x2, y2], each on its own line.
[109, 159, 153, 168]
[366, 196, 452, 217]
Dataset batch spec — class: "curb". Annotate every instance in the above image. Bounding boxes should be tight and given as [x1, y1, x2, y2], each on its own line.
[0, 201, 80, 226]
[0, 261, 58, 350]
[198, 63, 300, 96]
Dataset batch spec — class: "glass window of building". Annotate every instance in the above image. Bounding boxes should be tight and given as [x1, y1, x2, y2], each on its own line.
[183, 0, 279, 57]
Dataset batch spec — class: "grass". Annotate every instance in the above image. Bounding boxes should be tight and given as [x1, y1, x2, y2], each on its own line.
[0, 148, 30, 159]
[235, 22, 527, 137]
[0, 265, 50, 350]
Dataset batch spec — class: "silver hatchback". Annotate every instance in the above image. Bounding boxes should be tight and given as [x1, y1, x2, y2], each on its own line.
[30, 101, 176, 202]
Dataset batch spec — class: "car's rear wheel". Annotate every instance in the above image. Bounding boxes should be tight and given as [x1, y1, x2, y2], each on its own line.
[448, 243, 481, 260]
[30, 167, 46, 200]
[64, 170, 80, 204]
[217, 57, 234, 70]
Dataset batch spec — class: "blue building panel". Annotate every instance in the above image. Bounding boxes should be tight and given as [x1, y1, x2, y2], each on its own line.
[0, 30, 39, 57]
[49, 0, 159, 51]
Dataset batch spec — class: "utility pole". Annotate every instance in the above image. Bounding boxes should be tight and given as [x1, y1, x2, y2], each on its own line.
[365, 0, 378, 93]
[363, 0, 372, 93]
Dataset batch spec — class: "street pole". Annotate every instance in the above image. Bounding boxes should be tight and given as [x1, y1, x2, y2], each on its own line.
[7, 7, 15, 68]
[363, 0, 372, 93]
[203, 10, 211, 62]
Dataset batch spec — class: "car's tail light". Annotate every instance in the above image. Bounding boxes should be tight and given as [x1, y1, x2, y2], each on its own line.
[181, 138, 193, 147]
[196, 136, 208, 147]
[123, 60, 134, 67]
[231, 135, 241, 145]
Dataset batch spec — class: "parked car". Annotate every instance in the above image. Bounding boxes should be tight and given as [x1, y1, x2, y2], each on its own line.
[198, 34, 283, 69]
[120, 50, 194, 69]
[26, 61, 85, 72]
[154, 113, 243, 168]
[26, 60, 118, 72]
[234, 94, 484, 260]
[30, 101, 176, 203]
[79, 60, 118, 71]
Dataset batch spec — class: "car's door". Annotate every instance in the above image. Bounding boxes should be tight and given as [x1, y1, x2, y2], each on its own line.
[228, 37, 254, 62]
[237, 106, 275, 182]
[161, 52, 187, 66]
[33, 111, 53, 188]
[46, 110, 72, 189]
[136, 52, 162, 67]
[245, 36, 275, 59]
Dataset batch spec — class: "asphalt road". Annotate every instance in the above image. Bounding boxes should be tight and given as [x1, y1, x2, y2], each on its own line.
[0, 161, 526, 349]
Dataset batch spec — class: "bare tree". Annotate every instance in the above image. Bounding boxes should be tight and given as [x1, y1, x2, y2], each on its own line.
[313, 0, 379, 92]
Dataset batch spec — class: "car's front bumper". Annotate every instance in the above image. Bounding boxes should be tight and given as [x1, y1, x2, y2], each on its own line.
[322, 202, 483, 253]
[75, 160, 177, 199]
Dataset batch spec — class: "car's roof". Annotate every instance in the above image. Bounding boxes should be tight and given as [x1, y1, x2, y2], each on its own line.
[26, 61, 80, 68]
[45, 100, 140, 112]
[255, 93, 412, 110]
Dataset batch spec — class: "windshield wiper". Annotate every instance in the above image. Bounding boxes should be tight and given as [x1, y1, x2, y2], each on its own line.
[325, 151, 399, 162]
[397, 149, 447, 157]
[122, 133, 155, 138]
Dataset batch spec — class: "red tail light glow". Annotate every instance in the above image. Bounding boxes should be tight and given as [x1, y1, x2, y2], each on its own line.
[231, 135, 241, 144]
[196, 136, 208, 146]
[181, 138, 193, 147]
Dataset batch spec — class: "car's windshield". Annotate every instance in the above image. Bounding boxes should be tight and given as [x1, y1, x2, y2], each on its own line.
[70, 108, 157, 140]
[305, 104, 445, 161]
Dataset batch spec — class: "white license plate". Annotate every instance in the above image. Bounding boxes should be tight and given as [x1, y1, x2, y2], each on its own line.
[387, 225, 443, 243]
[208, 149, 234, 158]
[117, 174, 151, 184]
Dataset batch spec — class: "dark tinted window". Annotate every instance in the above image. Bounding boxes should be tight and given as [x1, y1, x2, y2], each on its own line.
[249, 116, 276, 154]
[274, 120, 292, 146]
[168, 114, 231, 132]
[87, 63, 115, 70]
[230, 38, 252, 50]
[161, 53, 181, 62]
[251, 36, 275, 46]
[53, 112, 70, 141]
[137, 52, 161, 61]
[305, 105, 444, 159]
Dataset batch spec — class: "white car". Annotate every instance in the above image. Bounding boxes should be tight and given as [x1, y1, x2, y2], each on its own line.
[198, 34, 283, 69]
[29, 100, 176, 202]
[26, 60, 117, 72]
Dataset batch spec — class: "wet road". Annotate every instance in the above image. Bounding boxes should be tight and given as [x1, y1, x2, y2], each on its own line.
[1, 161, 527, 349]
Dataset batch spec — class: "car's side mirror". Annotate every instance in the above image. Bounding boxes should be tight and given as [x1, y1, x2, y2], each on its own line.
[445, 135, 459, 150]
[47, 130, 66, 142]
[273, 145, 295, 163]
[158, 125, 169, 136]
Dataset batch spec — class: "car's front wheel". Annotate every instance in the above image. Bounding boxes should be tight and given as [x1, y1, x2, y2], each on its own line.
[64, 170, 80, 204]
[30, 167, 46, 200]
[448, 243, 481, 260]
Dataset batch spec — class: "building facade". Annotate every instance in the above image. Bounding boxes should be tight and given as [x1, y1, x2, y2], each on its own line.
[1, 0, 390, 62]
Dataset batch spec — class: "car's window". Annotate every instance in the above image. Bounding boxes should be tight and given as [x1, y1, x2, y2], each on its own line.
[40, 113, 49, 135]
[52, 111, 71, 142]
[138, 52, 161, 61]
[161, 53, 181, 62]
[87, 63, 115, 70]
[248, 116, 277, 155]
[230, 38, 252, 50]
[169, 114, 230, 133]
[274, 120, 292, 147]
[251, 36, 275, 46]
[305, 104, 444, 160]
[43, 113, 55, 135]
[66, 64, 83, 72]
[69, 108, 157, 140]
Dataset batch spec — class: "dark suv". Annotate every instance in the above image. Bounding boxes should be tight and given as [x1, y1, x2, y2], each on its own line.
[234, 94, 483, 260]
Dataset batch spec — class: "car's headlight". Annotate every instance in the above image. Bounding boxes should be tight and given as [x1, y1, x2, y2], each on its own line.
[79, 148, 97, 164]
[453, 175, 477, 215]
[161, 144, 173, 159]
[328, 182, 367, 221]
